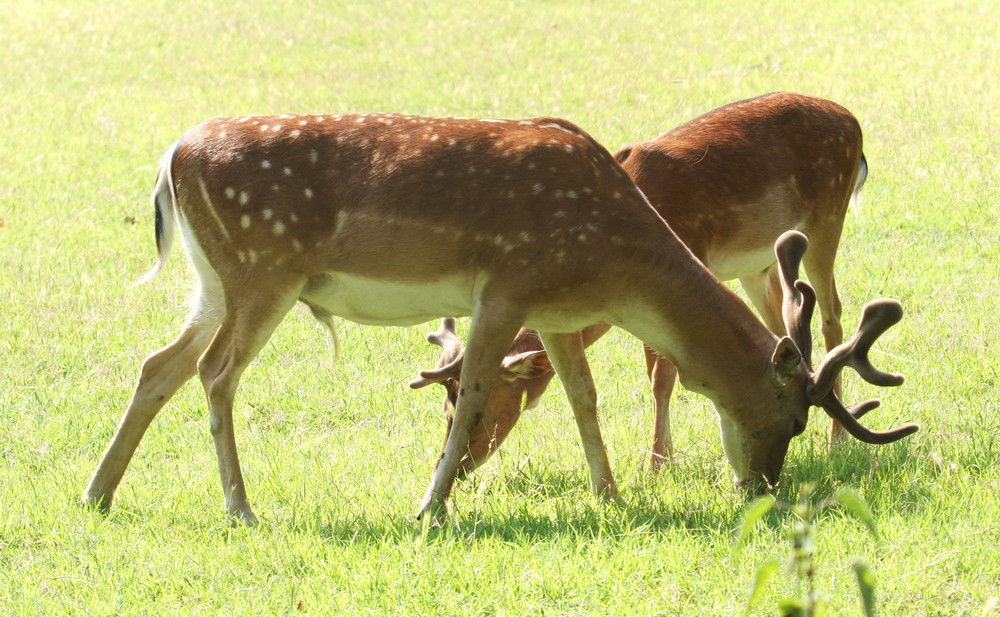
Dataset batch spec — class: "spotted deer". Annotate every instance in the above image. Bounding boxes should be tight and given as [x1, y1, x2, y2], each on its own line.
[84, 107, 916, 525]
[411, 92, 896, 476]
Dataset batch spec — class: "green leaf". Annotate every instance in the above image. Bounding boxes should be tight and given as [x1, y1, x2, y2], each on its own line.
[744, 557, 781, 617]
[852, 559, 878, 617]
[812, 596, 830, 617]
[777, 597, 805, 617]
[835, 488, 879, 539]
[734, 494, 776, 554]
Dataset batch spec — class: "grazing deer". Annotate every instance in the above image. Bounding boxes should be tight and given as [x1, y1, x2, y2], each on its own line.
[411, 92, 891, 476]
[84, 107, 916, 525]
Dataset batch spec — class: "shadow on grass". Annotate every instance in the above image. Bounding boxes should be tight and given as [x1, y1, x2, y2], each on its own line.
[85, 435, 942, 545]
[284, 468, 755, 546]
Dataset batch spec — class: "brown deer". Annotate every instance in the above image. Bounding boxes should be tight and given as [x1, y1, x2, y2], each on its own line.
[83, 107, 916, 524]
[411, 92, 892, 476]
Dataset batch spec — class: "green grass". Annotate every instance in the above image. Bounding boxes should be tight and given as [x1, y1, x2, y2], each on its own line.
[1, 0, 997, 615]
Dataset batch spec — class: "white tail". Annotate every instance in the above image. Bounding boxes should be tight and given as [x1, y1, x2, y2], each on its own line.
[133, 150, 178, 286]
[84, 107, 916, 525]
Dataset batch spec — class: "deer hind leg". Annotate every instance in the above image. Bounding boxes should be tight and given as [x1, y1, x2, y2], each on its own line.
[540, 331, 621, 503]
[643, 345, 677, 470]
[739, 265, 788, 337]
[418, 301, 524, 521]
[196, 279, 304, 524]
[84, 300, 222, 512]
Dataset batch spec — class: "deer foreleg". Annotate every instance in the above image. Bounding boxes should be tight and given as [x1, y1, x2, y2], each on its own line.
[540, 331, 621, 503]
[418, 301, 524, 522]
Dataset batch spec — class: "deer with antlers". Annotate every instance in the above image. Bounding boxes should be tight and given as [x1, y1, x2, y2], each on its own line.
[411, 92, 898, 477]
[84, 103, 916, 524]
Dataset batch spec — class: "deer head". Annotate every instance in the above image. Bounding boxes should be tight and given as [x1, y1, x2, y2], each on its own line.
[410, 319, 553, 477]
[715, 230, 917, 493]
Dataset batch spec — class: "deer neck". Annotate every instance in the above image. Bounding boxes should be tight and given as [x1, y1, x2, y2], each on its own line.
[619, 256, 778, 404]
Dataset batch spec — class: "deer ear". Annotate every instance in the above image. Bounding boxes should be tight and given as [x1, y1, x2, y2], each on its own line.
[770, 336, 802, 387]
[500, 350, 553, 381]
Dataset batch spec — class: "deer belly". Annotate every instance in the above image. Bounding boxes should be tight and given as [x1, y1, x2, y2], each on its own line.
[299, 272, 476, 327]
[704, 244, 778, 281]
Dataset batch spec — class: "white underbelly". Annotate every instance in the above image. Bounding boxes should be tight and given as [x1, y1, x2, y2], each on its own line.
[300, 271, 617, 334]
[300, 272, 477, 327]
[704, 244, 778, 281]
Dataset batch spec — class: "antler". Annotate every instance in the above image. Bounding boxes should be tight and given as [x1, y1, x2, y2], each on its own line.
[773, 231, 918, 443]
[409, 318, 464, 390]
[774, 230, 816, 364]
[409, 321, 553, 391]
[425, 317, 460, 351]
[806, 299, 906, 402]
[817, 392, 918, 444]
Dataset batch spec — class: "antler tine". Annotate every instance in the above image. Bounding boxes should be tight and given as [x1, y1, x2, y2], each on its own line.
[425, 317, 460, 348]
[408, 353, 464, 389]
[775, 230, 816, 364]
[807, 299, 905, 403]
[848, 399, 882, 420]
[410, 318, 464, 390]
[818, 392, 919, 444]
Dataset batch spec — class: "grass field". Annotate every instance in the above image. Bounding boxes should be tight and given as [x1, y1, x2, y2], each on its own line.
[1, 0, 997, 615]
